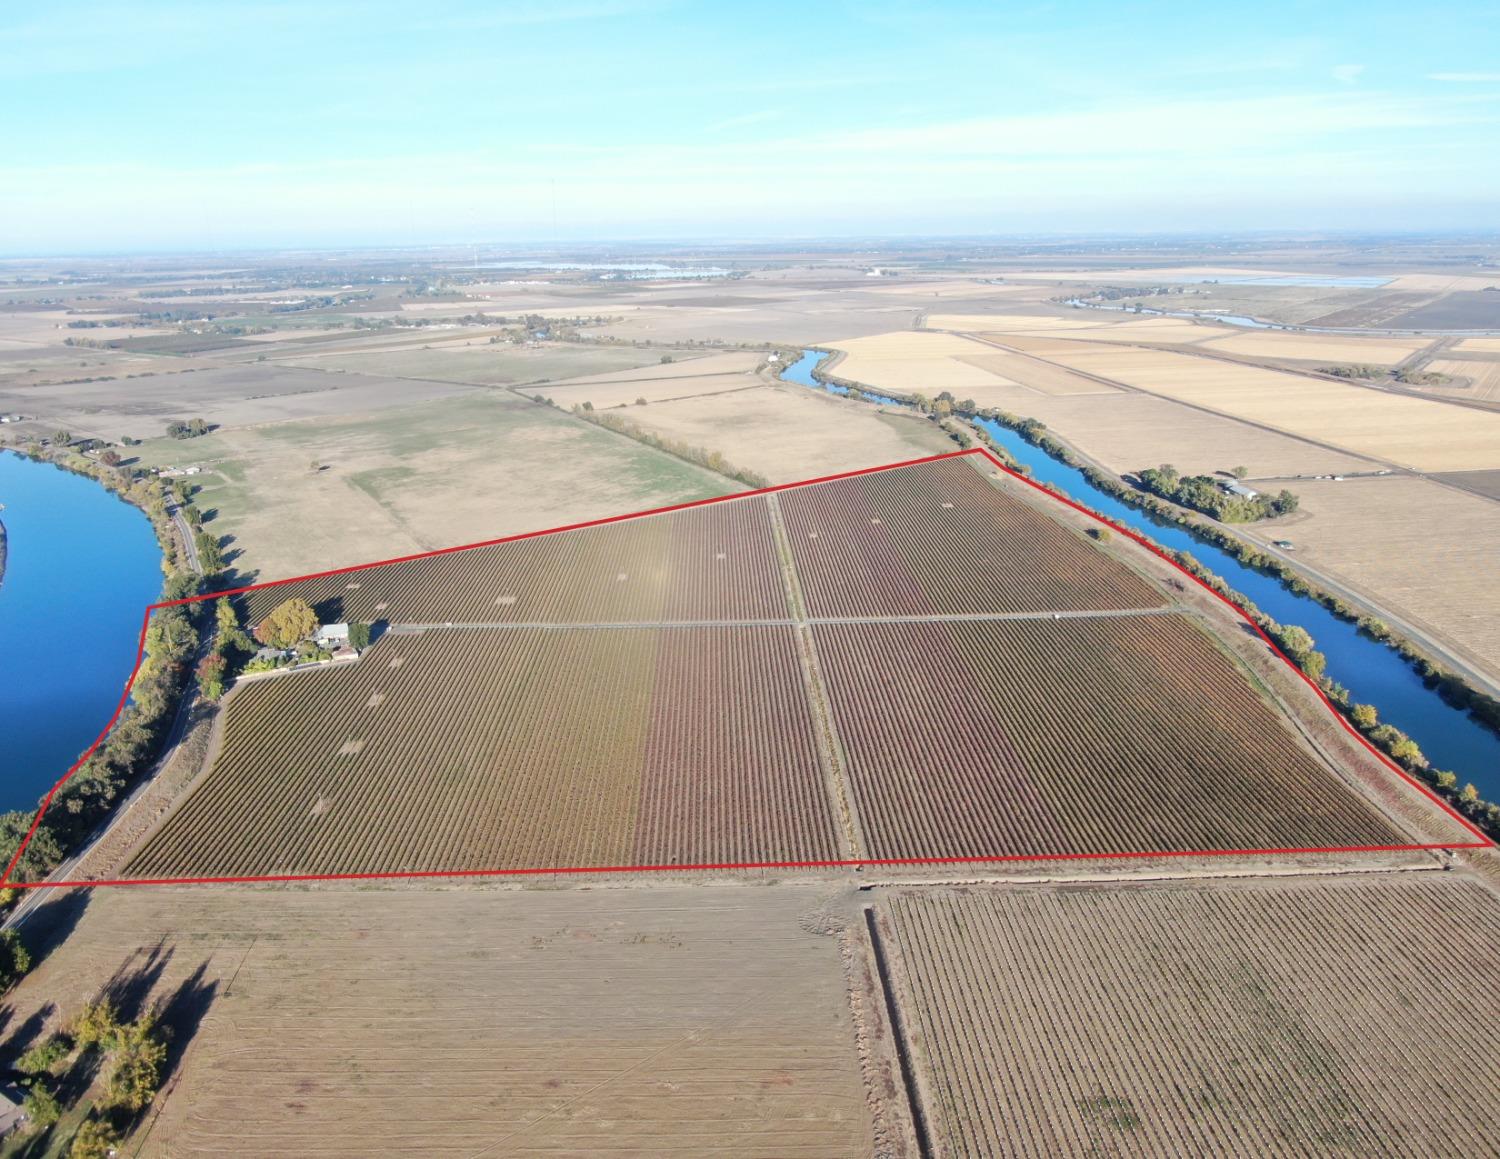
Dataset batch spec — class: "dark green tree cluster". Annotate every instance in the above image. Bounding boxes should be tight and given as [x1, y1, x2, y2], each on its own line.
[1135, 463, 1298, 523]
[164, 417, 211, 439]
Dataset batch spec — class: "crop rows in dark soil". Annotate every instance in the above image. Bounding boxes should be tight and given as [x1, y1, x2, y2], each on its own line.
[777, 454, 1163, 618]
[814, 614, 1402, 859]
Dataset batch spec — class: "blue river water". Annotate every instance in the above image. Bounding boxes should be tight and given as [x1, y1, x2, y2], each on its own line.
[0, 452, 164, 813]
[781, 350, 1500, 800]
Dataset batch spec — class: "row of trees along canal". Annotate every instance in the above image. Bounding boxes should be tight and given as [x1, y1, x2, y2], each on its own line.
[804, 359, 1500, 841]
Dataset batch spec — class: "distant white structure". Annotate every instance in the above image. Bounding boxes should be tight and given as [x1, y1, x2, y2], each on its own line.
[1223, 482, 1259, 499]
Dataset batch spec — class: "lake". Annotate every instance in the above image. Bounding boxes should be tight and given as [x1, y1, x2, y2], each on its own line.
[781, 350, 1500, 801]
[0, 452, 164, 813]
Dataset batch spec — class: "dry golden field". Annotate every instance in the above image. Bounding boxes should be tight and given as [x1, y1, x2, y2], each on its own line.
[875, 872, 1500, 1158]
[0, 885, 877, 1157]
[951, 347, 1116, 396]
[1038, 346, 1500, 471]
[1422, 358, 1500, 401]
[602, 382, 957, 484]
[1455, 337, 1500, 354]
[825, 332, 1018, 392]
[1245, 476, 1500, 680]
[1196, 330, 1431, 365]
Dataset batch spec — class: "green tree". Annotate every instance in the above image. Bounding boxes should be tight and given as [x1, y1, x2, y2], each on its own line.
[1231, 465, 1249, 480]
[102, 1015, 167, 1112]
[0, 928, 31, 989]
[348, 622, 371, 652]
[1273, 624, 1316, 659]
[194, 530, 225, 573]
[72, 1000, 120, 1051]
[52, 429, 71, 445]
[22, 1082, 61, 1131]
[18, 1035, 69, 1077]
[253, 598, 319, 649]
[1350, 703, 1378, 730]
[68, 1118, 119, 1159]
[196, 652, 228, 700]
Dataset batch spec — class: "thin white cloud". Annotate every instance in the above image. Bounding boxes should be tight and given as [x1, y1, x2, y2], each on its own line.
[1429, 72, 1500, 83]
[1331, 63, 1365, 85]
[705, 109, 784, 133]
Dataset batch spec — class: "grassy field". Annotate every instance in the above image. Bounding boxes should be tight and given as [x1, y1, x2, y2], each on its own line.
[130, 392, 737, 581]
[875, 872, 1500, 1157]
[22, 362, 479, 441]
[0, 885, 876, 1157]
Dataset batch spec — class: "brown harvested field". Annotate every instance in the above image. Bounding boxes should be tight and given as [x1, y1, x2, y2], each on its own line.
[1424, 357, 1500, 401]
[546, 349, 766, 386]
[777, 456, 1162, 618]
[1, 885, 876, 1157]
[1455, 337, 1500, 355]
[815, 614, 1402, 859]
[125, 625, 841, 878]
[242, 489, 785, 624]
[1243, 476, 1500, 681]
[279, 340, 688, 386]
[603, 381, 958, 484]
[541, 371, 764, 410]
[1037, 345, 1500, 471]
[875, 872, 1500, 1157]
[10, 362, 480, 439]
[1435, 468, 1500, 501]
[949, 345, 1118, 396]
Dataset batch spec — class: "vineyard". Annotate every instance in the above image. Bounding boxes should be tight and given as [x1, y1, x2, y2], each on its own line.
[119, 453, 1419, 880]
[241, 492, 790, 625]
[776, 455, 1162, 617]
[875, 874, 1500, 1157]
[813, 614, 1403, 858]
[126, 626, 840, 878]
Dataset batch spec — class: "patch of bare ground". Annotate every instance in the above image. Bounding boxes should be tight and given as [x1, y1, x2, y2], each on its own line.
[1, 885, 877, 1158]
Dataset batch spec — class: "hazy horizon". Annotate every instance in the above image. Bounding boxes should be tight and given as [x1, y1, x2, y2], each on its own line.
[5, 0, 1499, 252]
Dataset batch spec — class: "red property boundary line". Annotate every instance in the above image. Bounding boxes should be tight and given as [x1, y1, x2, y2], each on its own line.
[4, 447, 1489, 891]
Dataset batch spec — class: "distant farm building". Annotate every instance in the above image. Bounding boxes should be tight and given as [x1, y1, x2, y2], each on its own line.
[1222, 482, 1260, 499]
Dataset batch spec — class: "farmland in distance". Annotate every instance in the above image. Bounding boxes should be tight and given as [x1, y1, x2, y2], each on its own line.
[873, 873, 1500, 1157]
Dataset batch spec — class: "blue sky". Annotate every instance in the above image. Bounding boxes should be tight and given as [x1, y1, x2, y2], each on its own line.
[3, 0, 1498, 252]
